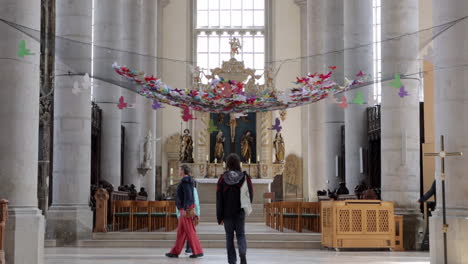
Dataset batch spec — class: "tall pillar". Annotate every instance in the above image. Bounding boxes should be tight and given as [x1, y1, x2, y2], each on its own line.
[93, 0, 123, 187]
[138, 0, 158, 198]
[121, 91, 141, 188]
[380, 0, 421, 250]
[0, 1, 44, 263]
[304, 0, 326, 199]
[46, 0, 93, 244]
[343, 0, 373, 190]
[430, 1, 468, 263]
[321, 0, 344, 191]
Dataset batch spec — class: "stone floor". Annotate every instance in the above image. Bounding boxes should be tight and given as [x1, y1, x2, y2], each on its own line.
[46, 247, 430, 264]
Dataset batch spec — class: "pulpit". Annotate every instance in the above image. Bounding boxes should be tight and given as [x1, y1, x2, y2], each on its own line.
[196, 178, 273, 204]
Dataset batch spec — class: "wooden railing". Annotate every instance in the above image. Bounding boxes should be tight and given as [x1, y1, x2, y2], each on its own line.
[265, 202, 321, 233]
[94, 189, 177, 233]
[0, 199, 8, 264]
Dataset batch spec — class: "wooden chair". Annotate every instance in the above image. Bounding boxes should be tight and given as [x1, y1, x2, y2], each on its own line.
[0, 199, 8, 264]
[300, 202, 321, 233]
[166, 201, 178, 232]
[112, 200, 133, 231]
[272, 202, 281, 230]
[265, 202, 271, 227]
[263, 192, 275, 215]
[132, 201, 149, 232]
[279, 201, 301, 232]
[149, 201, 168, 232]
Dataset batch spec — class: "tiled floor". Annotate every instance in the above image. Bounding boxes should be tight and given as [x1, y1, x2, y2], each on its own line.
[46, 247, 430, 264]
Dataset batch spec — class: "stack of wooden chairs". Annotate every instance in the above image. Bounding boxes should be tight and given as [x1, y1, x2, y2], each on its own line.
[265, 201, 321, 233]
[0, 199, 8, 264]
[112, 200, 178, 232]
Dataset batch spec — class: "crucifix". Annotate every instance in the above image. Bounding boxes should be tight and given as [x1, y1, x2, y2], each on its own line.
[424, 135, 463, 264]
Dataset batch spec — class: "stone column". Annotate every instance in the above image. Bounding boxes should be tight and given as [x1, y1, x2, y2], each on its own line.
[430, 1, 468, 263]
[343, 0, 373, 191]
[0, 1, 44, 263]
[46, 0, 93, 244]
[380, 0, 421, 250]
[305, 0, 326, 198]
[321, 0, 344, 191]
[93, 0, 123, 187]
[140, 0, 158, 200]
[121, 91, 141, 188]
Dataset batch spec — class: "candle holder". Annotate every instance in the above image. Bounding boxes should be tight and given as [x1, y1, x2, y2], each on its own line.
[204, 160, 209, 178]
[257, 160, 261, 179]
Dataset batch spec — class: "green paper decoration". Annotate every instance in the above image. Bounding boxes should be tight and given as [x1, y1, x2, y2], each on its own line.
[207, 119, 219, 134]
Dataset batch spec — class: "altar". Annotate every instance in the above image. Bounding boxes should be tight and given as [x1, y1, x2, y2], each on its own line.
[196, 178, 273, 204]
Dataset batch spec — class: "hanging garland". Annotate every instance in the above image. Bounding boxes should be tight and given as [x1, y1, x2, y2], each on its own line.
[112, 63, 371, 113]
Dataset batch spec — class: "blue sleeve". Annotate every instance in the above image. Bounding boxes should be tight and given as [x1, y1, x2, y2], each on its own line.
[194, 187, 200, 216]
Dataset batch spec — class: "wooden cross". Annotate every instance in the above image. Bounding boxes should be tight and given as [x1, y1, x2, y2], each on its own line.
[424, 135, 463, 264]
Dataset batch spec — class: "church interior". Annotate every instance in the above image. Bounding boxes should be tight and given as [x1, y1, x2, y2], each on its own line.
[1, 0, 468, 263]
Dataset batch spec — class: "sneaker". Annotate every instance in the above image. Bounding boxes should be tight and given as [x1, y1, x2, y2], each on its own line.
[165, 253, 178, 258]
[185, 250, 193, 255]
[189, 253, 204, 258]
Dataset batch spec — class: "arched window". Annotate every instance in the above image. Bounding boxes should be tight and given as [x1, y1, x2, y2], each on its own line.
[195, 0, 267, 84]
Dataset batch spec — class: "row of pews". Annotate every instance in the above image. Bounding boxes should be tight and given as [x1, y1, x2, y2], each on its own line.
[265, 202, 321, 233]
[0, 199, 7, 264]
[94, 189, 178, 232]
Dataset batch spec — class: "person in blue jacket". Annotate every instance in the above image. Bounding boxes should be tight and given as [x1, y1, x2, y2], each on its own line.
[176, 181, 200, 254]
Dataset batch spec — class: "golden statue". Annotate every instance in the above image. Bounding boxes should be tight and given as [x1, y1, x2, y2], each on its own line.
[274, 132, 285, 163]
[214, 131, 225, 162]
[228, 113, 237, 143]
[180, 129, 194, 163]
[240, 130, 254, 162]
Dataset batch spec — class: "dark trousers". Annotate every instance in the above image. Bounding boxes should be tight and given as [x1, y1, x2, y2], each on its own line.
[223, 211, 247, 264]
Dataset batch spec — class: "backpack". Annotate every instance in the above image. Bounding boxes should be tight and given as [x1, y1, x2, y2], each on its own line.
[240, 174, 252, 216]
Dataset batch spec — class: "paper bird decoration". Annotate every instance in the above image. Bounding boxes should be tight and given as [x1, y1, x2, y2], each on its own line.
[356, 70, 365, 77]
[151, 100, 164, 110]
[17, 40, 35, 58]
[389, 73, 403, 88]
[233, 112, 248, 119]
[207, 119, 219, 133]
[398, 85, 410, 98]
[72, 73, 92, 95]
[117, 96, 128, 110]
[338, 96, 348, 109]
[329, 66, 337, 70]
[181, 106, 196, 122]
[220, 85, 233, 98]
[352, 91, 365, 105]
[268, 118, 282, 133]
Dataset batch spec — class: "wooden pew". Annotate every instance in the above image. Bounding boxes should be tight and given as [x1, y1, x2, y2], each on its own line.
[166, 201, 178, 232]
[132, 201, 150, 232]
[279, 201, 301, 232]
[0, 199, 8, 264]
[112, 200, 133, 231]
[300, 202, 321, 233]
[149, 201, 168, 232]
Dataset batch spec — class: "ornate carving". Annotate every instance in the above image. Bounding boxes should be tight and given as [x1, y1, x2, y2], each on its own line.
[93, 189, 108, 233]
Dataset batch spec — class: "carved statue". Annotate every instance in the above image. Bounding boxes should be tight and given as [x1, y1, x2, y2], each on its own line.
[240, 130, 254, 162]
[180, 129, 194, 163]
[214, 131, 225, 162]
[229, 37, 242, 59]
[273, 132, 285, 163]
[142, 130, 153, 168]
[228, 113, 237, 143]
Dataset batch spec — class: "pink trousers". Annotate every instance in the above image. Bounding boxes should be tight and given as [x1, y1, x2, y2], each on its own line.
[169, 209, 203, 255]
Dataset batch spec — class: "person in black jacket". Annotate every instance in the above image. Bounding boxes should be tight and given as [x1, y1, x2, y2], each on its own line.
[217, 153, 253, 264]
[166, 165, 204, 259]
